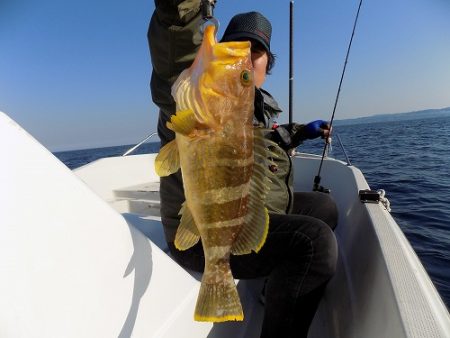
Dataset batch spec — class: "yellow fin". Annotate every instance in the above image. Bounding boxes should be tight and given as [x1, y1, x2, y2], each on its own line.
[174, 203, 200, 250]
[154, 140, 180, 177]
[168, 109, 196, 136]
[231, 127, 271, 255]
[231, 207, 269, 255]
[194, 270, 243, 322]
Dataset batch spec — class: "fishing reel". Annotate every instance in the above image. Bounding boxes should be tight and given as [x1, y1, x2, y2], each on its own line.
[313, 175, 331, 194]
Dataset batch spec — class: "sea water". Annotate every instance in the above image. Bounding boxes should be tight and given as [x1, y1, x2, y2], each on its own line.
[54, 115, 450, 308]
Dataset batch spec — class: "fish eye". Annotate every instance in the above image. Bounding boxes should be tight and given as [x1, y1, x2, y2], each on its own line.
[240, 70, 252, 86]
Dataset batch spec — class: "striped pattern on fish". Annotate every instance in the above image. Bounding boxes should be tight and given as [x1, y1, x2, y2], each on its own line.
[155, 24, 271, 322]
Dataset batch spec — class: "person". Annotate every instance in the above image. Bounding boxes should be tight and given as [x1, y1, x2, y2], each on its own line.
[148, 1, 338, 337]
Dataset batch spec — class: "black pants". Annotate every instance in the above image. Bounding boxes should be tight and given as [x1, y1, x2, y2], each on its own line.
[168, 192, 338, 338]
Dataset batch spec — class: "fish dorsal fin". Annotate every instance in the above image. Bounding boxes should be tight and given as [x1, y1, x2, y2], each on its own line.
[167, 109, 197, 136]
[174, 202, 200, 251]
[231, 128, 271, 255]
[154, 140, 180, 177]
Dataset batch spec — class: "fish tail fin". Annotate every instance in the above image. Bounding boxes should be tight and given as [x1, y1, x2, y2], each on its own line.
[194, 265, 243, 322]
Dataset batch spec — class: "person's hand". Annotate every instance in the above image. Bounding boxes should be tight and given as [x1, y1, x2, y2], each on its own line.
[201, 0, 217, 20]
[303, 120, 331, 139]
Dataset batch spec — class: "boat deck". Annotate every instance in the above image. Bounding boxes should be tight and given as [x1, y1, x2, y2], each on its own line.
[73, 153, 450, 338]
[110, 182, 168, 251]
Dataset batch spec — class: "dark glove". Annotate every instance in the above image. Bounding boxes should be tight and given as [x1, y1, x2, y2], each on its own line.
[201, 0, 216, 19]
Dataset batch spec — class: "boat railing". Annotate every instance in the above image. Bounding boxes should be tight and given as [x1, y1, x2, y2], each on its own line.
[335, 133, 352, 166]
[121, 131, 353, 168]
[122, 132, 158, 157]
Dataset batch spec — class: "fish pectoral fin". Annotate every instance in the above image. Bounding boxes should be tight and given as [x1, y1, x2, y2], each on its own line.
[174, 203, 200, 250]
[232, 127, 271, 255]
[154, 140, 180, 177]
[169, 109, 197, 136]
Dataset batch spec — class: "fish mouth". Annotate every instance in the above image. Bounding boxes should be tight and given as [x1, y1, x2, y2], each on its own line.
[215, 41, 251, 57]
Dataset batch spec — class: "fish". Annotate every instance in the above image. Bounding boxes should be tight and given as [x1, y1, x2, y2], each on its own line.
[154, 24, 271, 322]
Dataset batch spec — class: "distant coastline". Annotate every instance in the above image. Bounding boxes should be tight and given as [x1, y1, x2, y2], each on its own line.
[335, 106, 450, 126]
[52, 106, 450, 153]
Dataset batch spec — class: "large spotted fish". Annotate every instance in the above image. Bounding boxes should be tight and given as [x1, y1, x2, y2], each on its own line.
[155, 24, 270, 322]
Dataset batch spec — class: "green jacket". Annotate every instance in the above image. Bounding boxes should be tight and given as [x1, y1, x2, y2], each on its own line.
[148, 0, 294, 242]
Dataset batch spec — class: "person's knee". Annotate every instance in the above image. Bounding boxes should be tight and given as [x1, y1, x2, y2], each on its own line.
[314, 223, 338, 280]
[314, 192, 339, 230]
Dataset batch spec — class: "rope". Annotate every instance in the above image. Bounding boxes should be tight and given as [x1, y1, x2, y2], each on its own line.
[377, 189, 392, 212]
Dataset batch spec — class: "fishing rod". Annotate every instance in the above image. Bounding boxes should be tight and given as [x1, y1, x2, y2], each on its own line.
[289, 0, 294, 124]
[313, 0, 363, 192]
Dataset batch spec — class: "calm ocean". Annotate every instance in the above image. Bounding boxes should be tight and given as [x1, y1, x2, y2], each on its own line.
[54, 115, 450, 308]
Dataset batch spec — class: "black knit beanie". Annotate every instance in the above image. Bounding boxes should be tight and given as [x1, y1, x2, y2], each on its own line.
[221, 11, 272, 54]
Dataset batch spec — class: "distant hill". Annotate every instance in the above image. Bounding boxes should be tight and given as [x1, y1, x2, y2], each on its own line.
[334, 107, 450, 126]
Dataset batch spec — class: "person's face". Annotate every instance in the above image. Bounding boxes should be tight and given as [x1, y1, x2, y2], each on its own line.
[250, 41, 268, 88]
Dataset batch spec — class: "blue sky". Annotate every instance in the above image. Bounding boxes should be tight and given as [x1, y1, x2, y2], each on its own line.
[1, 0, 449, 151]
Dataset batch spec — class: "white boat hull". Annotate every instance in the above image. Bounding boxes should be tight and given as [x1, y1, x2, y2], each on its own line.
[1, 111, 449, 337]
